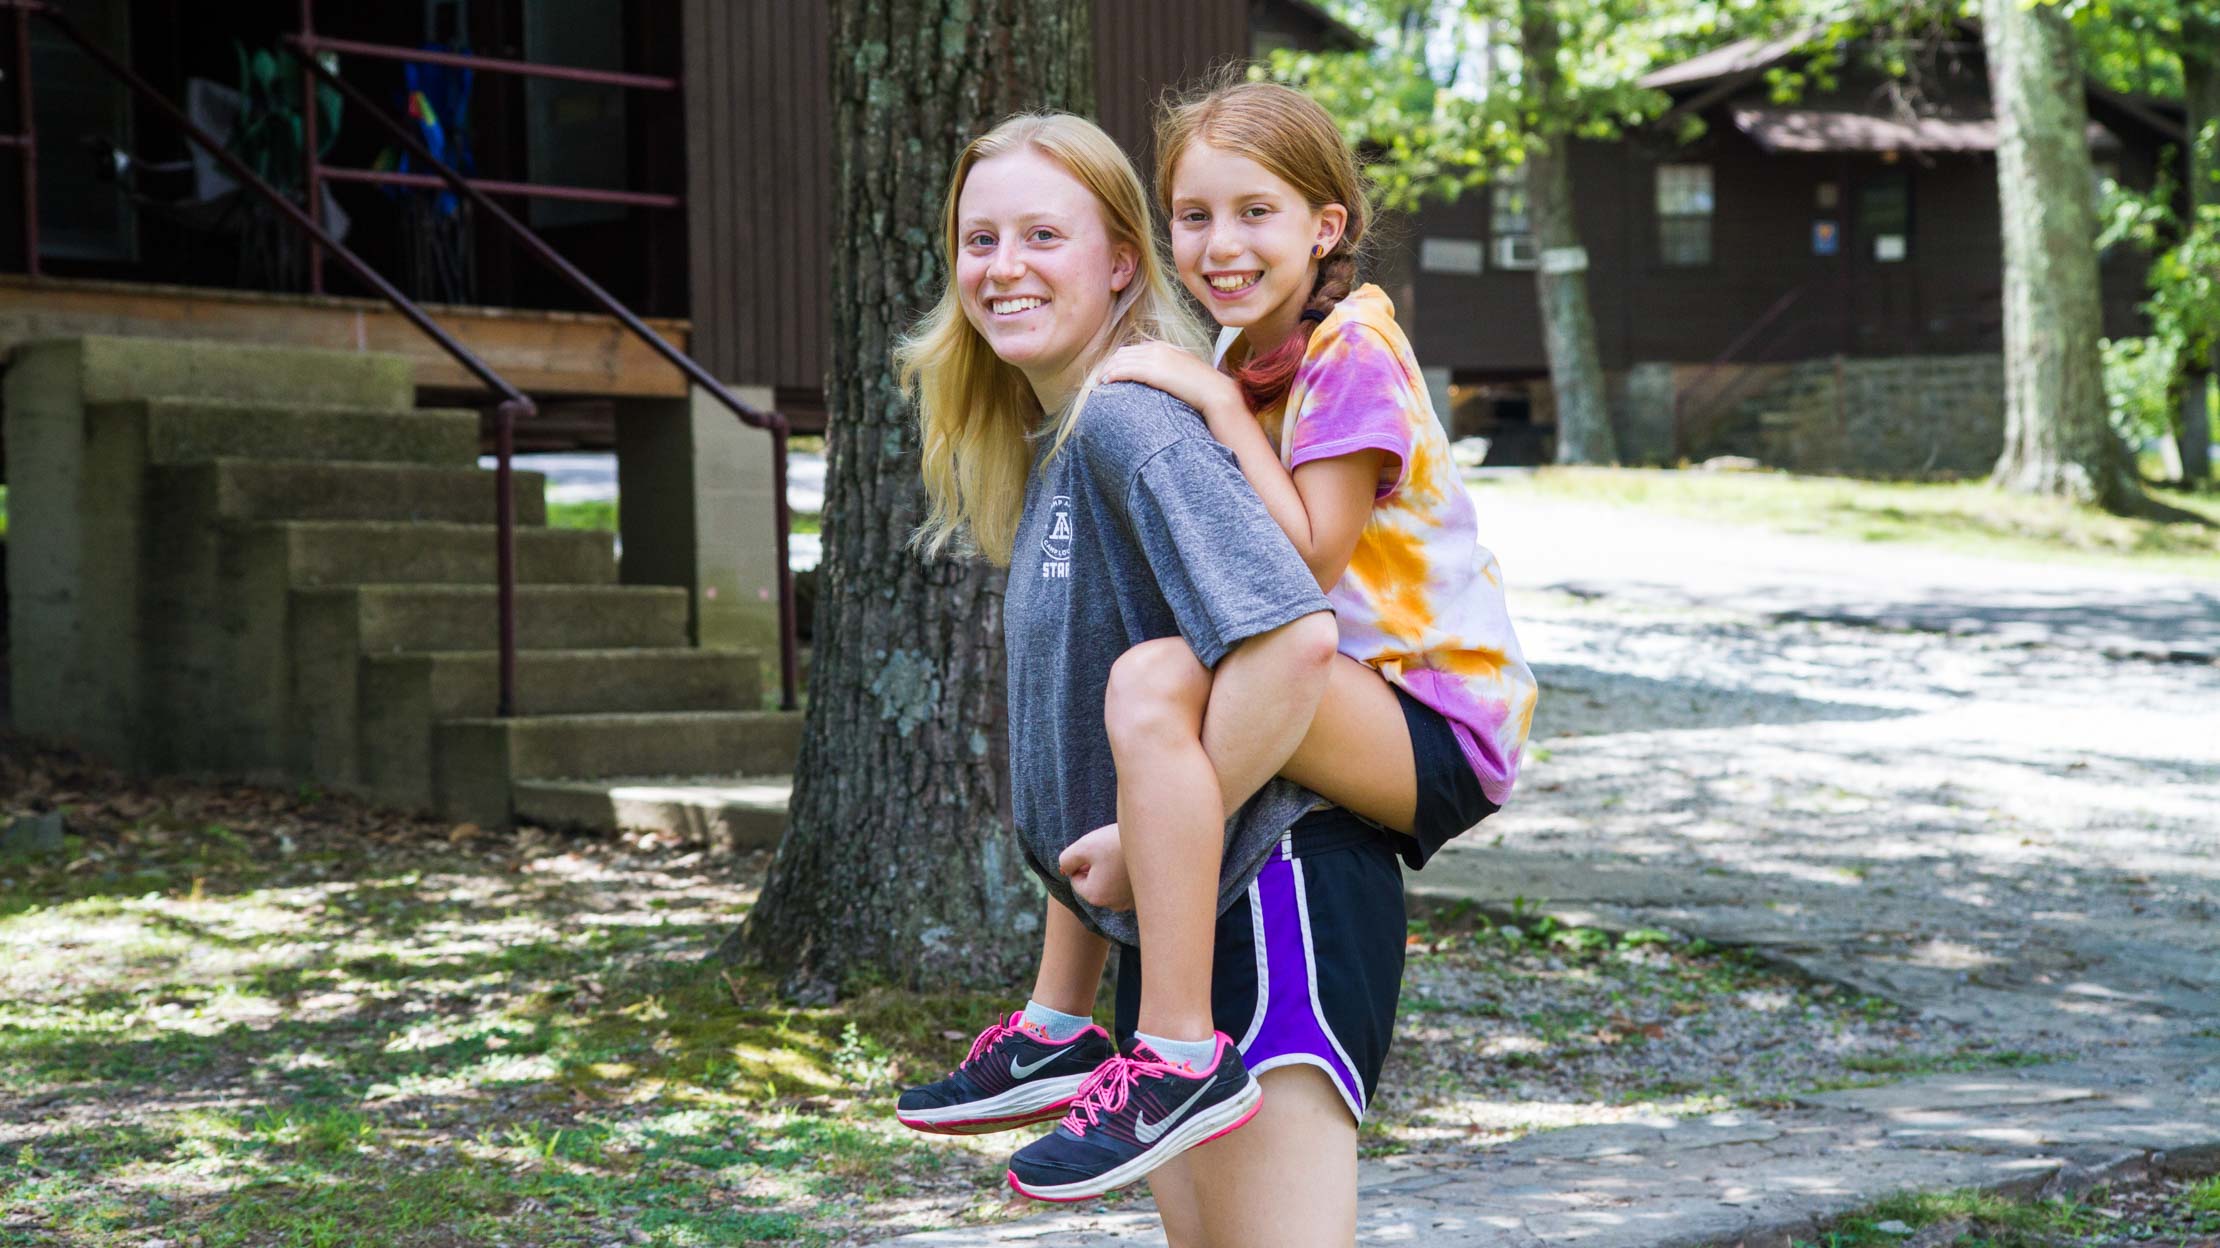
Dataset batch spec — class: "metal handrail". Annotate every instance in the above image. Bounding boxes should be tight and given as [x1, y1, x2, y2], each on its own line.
[291, 33, 680, 91]
[287, 42, 801, 713]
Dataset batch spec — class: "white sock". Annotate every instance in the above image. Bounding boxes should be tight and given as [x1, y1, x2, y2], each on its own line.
[1134, 1031, 1217, 1073]
[1020, 999, 1093, 1043]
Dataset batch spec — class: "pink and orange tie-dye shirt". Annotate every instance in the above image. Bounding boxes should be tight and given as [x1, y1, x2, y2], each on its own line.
[1250, 284, 1538, 805]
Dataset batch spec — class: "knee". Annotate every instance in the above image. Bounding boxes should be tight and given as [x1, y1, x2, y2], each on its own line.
[1284, 611, 1340, 679]
[1242, 610, 1339, 696]
[1104, 638, 1210, 755]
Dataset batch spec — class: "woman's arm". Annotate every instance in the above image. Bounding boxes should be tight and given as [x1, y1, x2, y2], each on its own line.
[1100, 343, 1386, 590]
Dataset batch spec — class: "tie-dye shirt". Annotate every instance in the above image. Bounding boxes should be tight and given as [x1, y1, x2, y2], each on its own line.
[1233, 284, 1538, 806]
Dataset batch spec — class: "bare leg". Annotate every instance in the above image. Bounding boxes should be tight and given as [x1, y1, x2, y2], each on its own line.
[1123, 644, 1421, 832]
[1029, 897, 1111, 1018]
[1147, 1154, 1210, 1248]
[1187, 1065, 1358, 1246]
[1209, 650, 1418, 833]
[1106, 634, 1237, 1041]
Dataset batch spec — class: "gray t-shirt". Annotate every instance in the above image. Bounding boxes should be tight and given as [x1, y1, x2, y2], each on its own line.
[1003, 381, 1332, 946]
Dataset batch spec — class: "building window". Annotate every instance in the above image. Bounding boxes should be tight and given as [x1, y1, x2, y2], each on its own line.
[1656, 163, 1713, 266]
[1491, 169, 1536, 269]
[1857, 173, 1911, 263]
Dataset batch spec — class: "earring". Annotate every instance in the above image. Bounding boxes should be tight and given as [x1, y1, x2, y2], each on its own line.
[1311, 243, 1324, 259]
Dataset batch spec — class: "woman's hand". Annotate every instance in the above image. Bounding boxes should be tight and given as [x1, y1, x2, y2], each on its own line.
[1058, 823, 1133, 911]
[1099, 343, 1245, 426]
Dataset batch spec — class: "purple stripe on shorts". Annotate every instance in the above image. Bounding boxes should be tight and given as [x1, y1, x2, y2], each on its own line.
[1238, 854, 1365, 1118]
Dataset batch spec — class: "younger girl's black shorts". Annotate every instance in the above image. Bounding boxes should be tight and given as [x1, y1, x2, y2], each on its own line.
[1113, 808, 1406, 1123]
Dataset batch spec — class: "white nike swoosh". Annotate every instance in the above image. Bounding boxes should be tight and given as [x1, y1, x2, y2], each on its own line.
[1134, 1077, 1216, 1143]
[1009, 1049, 1061, 1079]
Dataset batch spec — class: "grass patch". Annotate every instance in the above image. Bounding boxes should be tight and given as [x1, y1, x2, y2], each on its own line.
[1792, 1176, 2220, 1247]
[1489, 467, 2220, 577]
[544, 497, 616, 532]
[0, 735, 1041, 1245]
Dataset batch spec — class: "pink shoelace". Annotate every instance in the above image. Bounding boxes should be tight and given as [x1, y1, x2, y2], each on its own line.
[960, 1011, 1037, 1069]
[1058, 1051, 1179, 1137]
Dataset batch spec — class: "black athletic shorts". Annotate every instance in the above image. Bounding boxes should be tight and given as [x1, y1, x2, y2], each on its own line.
[1113, 807, 1406, 1123]
[1392, 683, 1500, 870]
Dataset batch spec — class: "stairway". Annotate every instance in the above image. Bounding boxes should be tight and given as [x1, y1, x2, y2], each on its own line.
[4, 335, 799, 836]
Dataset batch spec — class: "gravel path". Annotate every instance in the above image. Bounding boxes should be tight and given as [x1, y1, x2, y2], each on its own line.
[884, 493, 2220, 1247]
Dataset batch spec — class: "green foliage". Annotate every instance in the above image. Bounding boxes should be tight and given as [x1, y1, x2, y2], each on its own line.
[2103, 335, 2183, 446]
[1261, 0, 1806, 213]
[2100, 124, 2220, 361]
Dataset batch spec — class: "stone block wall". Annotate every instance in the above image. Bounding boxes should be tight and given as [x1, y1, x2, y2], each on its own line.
[1674, 353, 2006, 476]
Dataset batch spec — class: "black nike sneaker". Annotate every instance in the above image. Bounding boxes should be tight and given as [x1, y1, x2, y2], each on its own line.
[895, 1012, 1116, 1136]
[1005, 1033, 1261, 1201]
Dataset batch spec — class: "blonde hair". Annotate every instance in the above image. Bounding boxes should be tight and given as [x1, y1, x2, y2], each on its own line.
[897, 112, 1205, 566]
[1155, 79, 1370, 414]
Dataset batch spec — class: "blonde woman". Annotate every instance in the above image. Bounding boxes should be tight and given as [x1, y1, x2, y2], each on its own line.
[889, 111, 1345, 1207]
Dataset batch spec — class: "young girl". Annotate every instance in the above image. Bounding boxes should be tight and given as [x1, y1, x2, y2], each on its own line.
[905, 82, 1538, 1231]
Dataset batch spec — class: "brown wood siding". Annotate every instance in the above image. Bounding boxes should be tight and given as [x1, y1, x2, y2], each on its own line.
[1093, 0, 1248, 171]
[1410, 98, 2164, 378]
[682, 0, 832, 398]
[683, 1, 1246, 414]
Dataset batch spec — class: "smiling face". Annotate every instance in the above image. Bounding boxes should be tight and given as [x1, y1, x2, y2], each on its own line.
[1167, 142, 1345, 352]
[954, 147, 1138, 411]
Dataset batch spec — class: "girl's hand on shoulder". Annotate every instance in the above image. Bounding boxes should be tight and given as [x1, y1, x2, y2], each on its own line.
[1099, 343, 1242, 420]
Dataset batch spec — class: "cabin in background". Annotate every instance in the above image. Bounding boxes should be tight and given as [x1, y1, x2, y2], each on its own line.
[1399, 28, 2187, 472]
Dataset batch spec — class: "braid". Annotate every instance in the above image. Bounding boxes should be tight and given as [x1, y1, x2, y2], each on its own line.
[1234, 246, 1358, 412]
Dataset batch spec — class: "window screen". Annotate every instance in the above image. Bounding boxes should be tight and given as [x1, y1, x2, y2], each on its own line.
[1656, 163, 1712, 267]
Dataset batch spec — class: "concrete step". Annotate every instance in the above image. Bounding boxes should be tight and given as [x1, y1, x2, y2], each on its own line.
[293, 583, 689, 654]
[358, 648, 765, 811]
[158, 458, 547, 525]
[110, 397, 482, 466]
[434, 711, 806, 826]
[513, 774, 792, 851]
[287, 585, 693, 788]
[17, 334, 416, 409]
[237, 520, 616, 588]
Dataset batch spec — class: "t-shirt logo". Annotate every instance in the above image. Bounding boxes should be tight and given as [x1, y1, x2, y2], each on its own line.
[1041, 494, 1073, 579]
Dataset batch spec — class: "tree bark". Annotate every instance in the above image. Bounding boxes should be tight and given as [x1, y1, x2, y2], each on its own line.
[1520, 0, 1618, 465]
[728, 0, 1093, 1002]
[2178, 13, 2217, 487]
[1980, 0, 2148, 512]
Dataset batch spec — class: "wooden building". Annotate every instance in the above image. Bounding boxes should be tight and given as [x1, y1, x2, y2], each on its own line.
[2, 0, 1357, 434]
[1401, 28, 2187, 470]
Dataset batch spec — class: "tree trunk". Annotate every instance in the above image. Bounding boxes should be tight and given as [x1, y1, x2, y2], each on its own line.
[1520, 0, 1618, 465]
[2178, 16, 2217, 487]
[727, 0, 1093, 1002]
[1980, 0, 2147, 512]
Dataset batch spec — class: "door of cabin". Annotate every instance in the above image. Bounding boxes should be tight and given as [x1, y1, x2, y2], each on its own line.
[1844, 162, 1920, 354]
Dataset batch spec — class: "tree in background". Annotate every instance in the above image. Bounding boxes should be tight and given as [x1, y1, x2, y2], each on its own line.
[1272, 0, 1796, 465]
[2182, 11, 2219, 487]
[728, 0, 1092, 1001]
[1980, 0, 2150, 512]
[1518, 0, 1617, 463]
